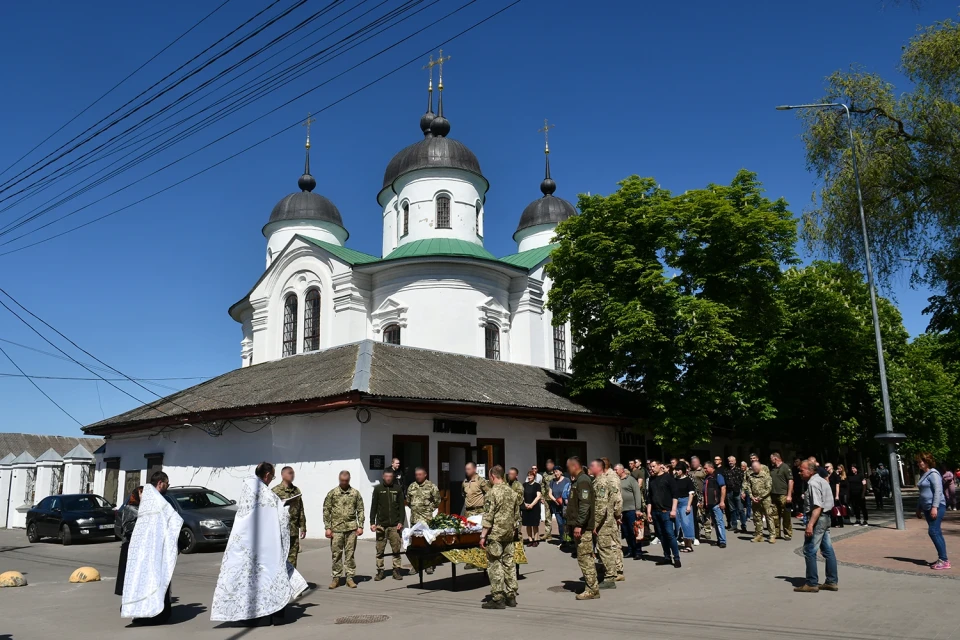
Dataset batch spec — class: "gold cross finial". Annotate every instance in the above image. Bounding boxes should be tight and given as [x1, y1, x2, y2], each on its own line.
[538, 118, 555, 154]
[302, 113, 316, 149]
[422, 54, 435, 90]
[435, 49, 451, 90]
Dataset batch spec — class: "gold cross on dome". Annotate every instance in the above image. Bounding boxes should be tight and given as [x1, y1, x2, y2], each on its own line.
[538, 118, 555, 153]
[302, 113, 316, 148]
[435, 49, 451, 89]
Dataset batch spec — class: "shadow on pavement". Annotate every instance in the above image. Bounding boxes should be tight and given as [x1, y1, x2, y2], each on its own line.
[169, 598, 207, 624]
[774, 575, 806, 587]
[405, 570, 488, 592]
[884, 556, 932, 567]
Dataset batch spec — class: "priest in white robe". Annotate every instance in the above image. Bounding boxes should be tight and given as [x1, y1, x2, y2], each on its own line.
[210, 462, 308, 626]
[121, 472, 182, 624]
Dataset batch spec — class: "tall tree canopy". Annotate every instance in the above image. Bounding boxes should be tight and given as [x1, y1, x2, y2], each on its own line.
[797, 17, 960, 345]
[546, 170, 796, 447]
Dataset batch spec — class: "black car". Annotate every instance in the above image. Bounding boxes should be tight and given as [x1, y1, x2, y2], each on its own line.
[26, 494, 117, 545]
[164, 486, 237, 553]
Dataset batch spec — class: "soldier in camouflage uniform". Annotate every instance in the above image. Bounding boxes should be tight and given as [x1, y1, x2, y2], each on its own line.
[744, 460, 777, 543]
[690, 456, 710, 540]
[590, 460, 619, 589]
[566, 457, 599, 600]
[272, 466, 306, 568]
[600, 458, 625, 580]
[540, 460, 556, 541]
[323, 471, 364, 589]
[407, 467, 441, 574]
[462, 461, 489, 517]
[479, 466, 520, 609]
[506, 467, 524, 531]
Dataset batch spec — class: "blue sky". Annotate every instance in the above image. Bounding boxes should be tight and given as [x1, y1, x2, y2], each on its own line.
[0, 0, 952, 436]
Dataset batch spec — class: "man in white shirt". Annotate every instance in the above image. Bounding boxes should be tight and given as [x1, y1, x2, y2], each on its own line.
[795, 460, 838, 593]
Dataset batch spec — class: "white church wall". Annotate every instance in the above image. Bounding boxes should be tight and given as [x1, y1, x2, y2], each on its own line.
[370, 262, 512, 359]
[387, 169, 487, 249]
[263, 220, 347, 268]
[515, 223, 558, 253]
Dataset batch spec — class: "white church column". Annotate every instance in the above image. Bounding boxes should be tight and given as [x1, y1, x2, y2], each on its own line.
[9, 452, 36, 528]
[34, 449, 63, 505]
[63, 445, 96, 494]
[0, 454, 14, 528]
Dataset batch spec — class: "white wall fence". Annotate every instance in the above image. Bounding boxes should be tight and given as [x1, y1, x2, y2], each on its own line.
[0, 445, 96, 529]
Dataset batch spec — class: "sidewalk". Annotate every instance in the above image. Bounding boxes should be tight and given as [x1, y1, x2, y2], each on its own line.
[832, 510, 958, 579]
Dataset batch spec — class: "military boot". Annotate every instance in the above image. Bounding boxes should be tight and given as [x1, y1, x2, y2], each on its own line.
[328, 579, 340, 589]
[392, 569, 403, 580]
[374, 570, 385, 581]
[575, 590, 600, 600]
[614, 572, 625, 582]
[751, 535, 763, 543]
[505, 595, 517, 607]
[768, 537, 777, 544]
[482, 599, 506, 609]
[597, 579, 617, 590]
[345, 578, 357, 588]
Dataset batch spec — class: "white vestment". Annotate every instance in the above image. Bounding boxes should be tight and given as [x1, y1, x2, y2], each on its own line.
[210, 476, 308, 622]
[121, 484, 183, 619]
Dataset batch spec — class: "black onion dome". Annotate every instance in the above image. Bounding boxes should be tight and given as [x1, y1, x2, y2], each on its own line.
[382, 136, 484, 190]
[515, 194, 577, 234]
[268, 191, 344, 227]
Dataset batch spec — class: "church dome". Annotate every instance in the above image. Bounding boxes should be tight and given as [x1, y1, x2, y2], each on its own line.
[382, 136, 483, 190]
[268, 190, 343, 227]
[515, 156, 576, 235]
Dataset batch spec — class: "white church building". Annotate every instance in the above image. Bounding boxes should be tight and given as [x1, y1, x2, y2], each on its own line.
[84, 74, 639, 538]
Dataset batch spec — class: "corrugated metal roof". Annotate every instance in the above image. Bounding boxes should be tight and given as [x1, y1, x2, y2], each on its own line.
[0, 433, 103, 459]
[84, 342, 636, 434]
[383, 238, 500, 262]
[298, 235, 380, 265]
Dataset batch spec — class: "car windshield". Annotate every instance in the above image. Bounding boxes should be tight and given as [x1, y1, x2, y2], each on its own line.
[171, 490, 231, 510]
[62, 495, 111, 511]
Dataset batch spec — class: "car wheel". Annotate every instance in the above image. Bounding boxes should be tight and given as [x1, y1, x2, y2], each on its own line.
[180, 527, 197, 554]
[60, 524, 73, 546]
[26, 523, 40, 543]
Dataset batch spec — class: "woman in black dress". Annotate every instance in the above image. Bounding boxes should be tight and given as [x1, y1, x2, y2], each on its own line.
[521, 468, 542, 546]
[114, 486, 143, 597]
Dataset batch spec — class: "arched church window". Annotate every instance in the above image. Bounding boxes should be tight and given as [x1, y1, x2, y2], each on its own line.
[282, 294, 298, 357]
[383, 324, 401, 345]
[476, 201, 482, 237]
[553, 324, 566, 371]
[402, 202, 409, 237]
[303, 289, 321, 352]
[484, 322, 500, 360]
[436, 195, 451, 229]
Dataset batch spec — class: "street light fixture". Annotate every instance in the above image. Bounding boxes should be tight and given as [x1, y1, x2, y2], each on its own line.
[776, 102, 906, 531]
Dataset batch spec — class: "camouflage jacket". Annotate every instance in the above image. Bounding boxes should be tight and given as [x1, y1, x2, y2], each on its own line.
[462, 475, 490, 512]
[603, 469, 623, 519]
[691, 468, 706, 500]
[406, 480, 440, 524]
[272, 482, 306, 536]
[593, 475, 613, 528]
[323, 485, 364, 532]
[744, 468, 772, 500]
[540, 473, 554, 500]
[481, 483, 519, 543]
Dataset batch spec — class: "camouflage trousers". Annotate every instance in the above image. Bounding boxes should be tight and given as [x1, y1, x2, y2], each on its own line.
[698, 503, 712, 538]
[485, 538, 517, 602]
[331, 530, 357, 578]
[287, 536, 300, 568]
[375, 526, 402, 571]
[595, 522, 620, 579]
[772, 495, 792, 539]
[751, 497, 778, 537]
[576, 531, 599, 593]
[542, 503, 552, 540]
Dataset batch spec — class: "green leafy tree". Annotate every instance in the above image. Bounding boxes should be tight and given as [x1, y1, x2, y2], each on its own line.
[546, 170, 796, 447]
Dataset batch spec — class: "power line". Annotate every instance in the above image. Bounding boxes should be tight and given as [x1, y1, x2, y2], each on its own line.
[0, 0, 520, 256]
[0, 372, 209, 382]
[0, 342, 83, 426]
[0, 0, 235, 180]
[0, 0, 430, 241]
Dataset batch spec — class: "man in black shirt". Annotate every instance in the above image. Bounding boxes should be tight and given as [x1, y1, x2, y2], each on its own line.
[645, 462, 681, 568]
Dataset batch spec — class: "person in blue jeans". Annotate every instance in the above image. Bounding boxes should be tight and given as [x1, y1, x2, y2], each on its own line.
[645, 461, 681, 568]
[796, 460, 838, 592]
[702, 462, 727, 547]
[915, 452, 950, 570]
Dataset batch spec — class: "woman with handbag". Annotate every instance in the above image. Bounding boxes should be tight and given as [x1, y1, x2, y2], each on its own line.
[835, 465, 850, 525]
[916, 453, 949, 570]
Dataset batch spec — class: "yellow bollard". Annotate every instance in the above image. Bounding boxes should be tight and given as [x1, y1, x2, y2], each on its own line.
[69, 566, 101, 583]
[0, 570, 27, 587]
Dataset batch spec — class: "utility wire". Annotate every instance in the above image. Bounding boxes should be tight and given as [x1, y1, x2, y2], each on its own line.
[0, 0, 429, 240]
[0, 372, 209, 382]
[0, 343, 83, 426]
[0, 0, 235, 180]
[0, 0, 302, 195]
[0, 0, 519, 256]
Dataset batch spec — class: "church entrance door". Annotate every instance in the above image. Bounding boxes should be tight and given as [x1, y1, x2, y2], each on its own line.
[437, 441, 471, 516]
[392, 435, 428, 491]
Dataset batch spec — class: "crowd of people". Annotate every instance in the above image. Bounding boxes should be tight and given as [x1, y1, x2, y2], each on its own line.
[111, 451, 954, 622]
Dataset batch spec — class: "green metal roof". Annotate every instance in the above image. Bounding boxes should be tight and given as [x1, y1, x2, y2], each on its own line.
[298, 235, 380, 265]
[383, 238, 500, 262]
[499, 244, 557, 269]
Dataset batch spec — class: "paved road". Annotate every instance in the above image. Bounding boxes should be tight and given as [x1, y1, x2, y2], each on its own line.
[0, 506, 955, 640]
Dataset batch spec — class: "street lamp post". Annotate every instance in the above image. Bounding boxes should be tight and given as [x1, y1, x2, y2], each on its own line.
[776, 102, 906, 531]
